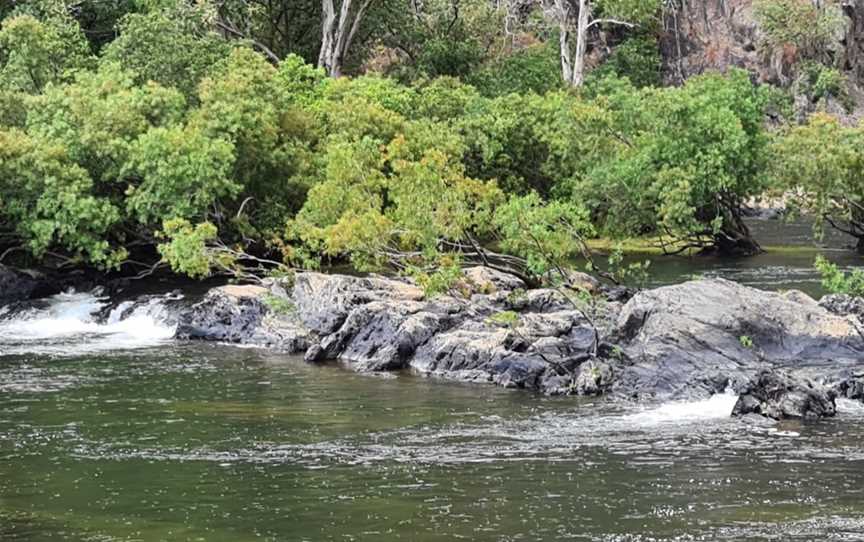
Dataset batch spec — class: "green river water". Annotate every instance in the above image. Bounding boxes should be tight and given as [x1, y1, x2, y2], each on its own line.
[3, 218, 864, 541]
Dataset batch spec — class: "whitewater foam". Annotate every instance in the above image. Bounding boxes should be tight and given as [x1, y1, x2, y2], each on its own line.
[0, 290, 177, 356]
[622, 392, 740, 426]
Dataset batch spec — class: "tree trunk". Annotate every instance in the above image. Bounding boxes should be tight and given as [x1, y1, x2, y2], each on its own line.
[318, 0, 370, 77]
[714, 213, 763, 257]
[571, 0, 590, 86]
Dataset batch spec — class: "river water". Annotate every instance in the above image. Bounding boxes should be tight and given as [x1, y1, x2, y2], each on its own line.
[3, 219, 864, 541]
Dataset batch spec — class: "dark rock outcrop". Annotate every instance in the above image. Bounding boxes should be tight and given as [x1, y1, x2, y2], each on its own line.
[293, 270, 611, 393]
[732, 370, 837, 420]
[0, 265, 49, 306]
[177, 284, 310, 352]
[612, 278, 864, 399]
[175, 271, 864, 404]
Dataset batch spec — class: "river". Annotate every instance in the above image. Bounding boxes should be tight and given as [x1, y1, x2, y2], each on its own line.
[3, 218, 864, 541]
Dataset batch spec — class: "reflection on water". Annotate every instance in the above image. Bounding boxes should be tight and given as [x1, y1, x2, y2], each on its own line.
[624, 218, 864, 297]
[2, 346, 864, 541]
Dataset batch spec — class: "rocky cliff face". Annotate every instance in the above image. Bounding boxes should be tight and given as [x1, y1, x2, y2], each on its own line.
[660, 0, 864, 120]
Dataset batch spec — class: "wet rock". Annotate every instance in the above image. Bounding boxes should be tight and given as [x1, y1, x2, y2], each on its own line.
[293, 272, 423, 335]
[732, 371, 837, 420]
[177, 284, 309, 352]
[317, 300, 453, 371]
[0, 265, 50, 306]
[613, 279, 864, 399]
[572, 360, 615, 396]
[831, 369, 864, 401]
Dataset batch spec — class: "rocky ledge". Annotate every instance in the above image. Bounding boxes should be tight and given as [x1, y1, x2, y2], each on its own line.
[176, 268, 864, 420]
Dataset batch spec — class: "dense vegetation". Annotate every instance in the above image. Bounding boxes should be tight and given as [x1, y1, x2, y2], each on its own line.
[0, 0, 861, 288]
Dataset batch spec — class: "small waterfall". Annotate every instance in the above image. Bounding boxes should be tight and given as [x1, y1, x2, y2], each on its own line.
[0, 290, 181, 356]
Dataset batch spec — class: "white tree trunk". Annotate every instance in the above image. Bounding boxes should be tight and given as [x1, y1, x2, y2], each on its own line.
[552, 0, 590, 86]
[571, 0, 590, 86]
[318, 0, 372, 77]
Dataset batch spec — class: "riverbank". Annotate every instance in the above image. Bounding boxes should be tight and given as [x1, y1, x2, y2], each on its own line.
[172, 267, 864, 420]
[4, 257, 864, 421]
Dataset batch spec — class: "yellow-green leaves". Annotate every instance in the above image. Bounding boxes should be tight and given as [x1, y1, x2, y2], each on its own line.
[157, 219, 221, 279]
[0, 14, 92, 94]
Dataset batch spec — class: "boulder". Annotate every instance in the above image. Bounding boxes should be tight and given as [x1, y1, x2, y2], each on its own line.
[462, 266, 526, 294]
[732, 370, 837, 420]
[410, 310, 597, 392]
[176, 284, 309, 352]
[613, 279, 864, 399]
[819, 294, 864, 323]
[293, 272, 423, 335]
[0, 265, 47, 306]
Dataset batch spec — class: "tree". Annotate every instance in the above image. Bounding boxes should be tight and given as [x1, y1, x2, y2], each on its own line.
[0, 13, 92, 94]
[572, 70, 770, 255]
[101, 5, 231, 100]
[318, 0, 374, 77]
[26, 62, 186, 184]
[769, 112, 864, 251]
[191, 48, 320, 236]
[0, 129, 123, 266]
[208, 0, 322, 64]
[541, 0, 659, 86]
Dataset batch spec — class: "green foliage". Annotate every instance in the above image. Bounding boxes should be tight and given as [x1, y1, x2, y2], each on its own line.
[814, 255, 864, 297]
[0, 129, 122, 266]
[494, 193, 594, 278]
[486, 310, 520, 327]
[589, 35, 660, 88]
[0, 3, 806, 282]
[102, 6, 231, 100]
[573, 70, 769, 249]
[467, 43, 562, 97]
[409, 255, 464, 298]
[261, 293, 296, 315]
[0, 14, 92, 93]
[753, 0, 843, 62]
[797, 61, 852, 110]
[739, 335, 754, 349]
[157, 219, 221, 279]
[123, 124, 238, 224]
[287, 113, 503, 273]
[459, 91, 614, 196]
[411, 77, 481, 121]
[26, 62, 186, 183]
[768, 113, 864, 242]
[192, 48, 318, 233]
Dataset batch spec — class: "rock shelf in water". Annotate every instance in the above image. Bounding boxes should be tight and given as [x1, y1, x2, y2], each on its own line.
[173, 268, 864, 419]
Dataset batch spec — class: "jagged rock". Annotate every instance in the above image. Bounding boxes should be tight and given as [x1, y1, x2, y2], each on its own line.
[572, 360, 615, 396]
[820, 293, 864, 322]
[176, 284, 309, 352]
[293, 272, 423, 335]
[410, 310, 596, 390]
[732, 370, 837, 420]
[613, 279, 864, 399]
[565, 270, 602, 293]
[0, 265, 49, 306]
[176, 271, 864, 403]
[462, 266, 526, 294]
[316, 300, 454, 371]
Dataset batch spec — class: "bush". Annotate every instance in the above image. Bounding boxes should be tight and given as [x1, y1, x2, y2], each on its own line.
[588, 34, 661, 88]
[467, 43, 562, 97]
[815, 255, 864, 297]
